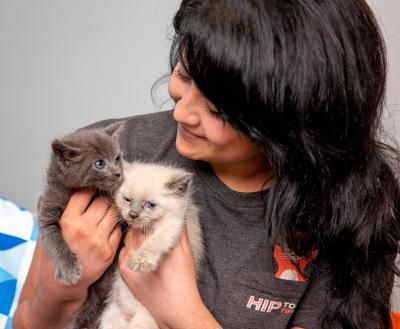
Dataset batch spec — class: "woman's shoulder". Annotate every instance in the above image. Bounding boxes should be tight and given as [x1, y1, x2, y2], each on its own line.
[83, 110, 185, 166]
[83, 110, 176, 134]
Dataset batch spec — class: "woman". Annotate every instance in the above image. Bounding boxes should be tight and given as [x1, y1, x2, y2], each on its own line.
[13, 0, 400, 328]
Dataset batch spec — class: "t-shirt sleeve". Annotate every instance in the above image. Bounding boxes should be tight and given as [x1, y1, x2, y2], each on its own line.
[78, 110, 185, 166]
[288, 268, 331, 329]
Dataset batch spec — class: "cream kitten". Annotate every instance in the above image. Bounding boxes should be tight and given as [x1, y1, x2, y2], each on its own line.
[99, 162, 203, 329]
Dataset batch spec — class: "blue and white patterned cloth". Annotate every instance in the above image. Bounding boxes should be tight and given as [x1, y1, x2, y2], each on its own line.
[0, 197, 38, 329]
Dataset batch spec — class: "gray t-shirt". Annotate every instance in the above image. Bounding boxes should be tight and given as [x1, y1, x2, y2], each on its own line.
[88, 110, 327, 329]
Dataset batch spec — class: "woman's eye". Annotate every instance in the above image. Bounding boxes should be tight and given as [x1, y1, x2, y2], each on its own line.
[144, 201, 156, 209]
[206, 107, 222, 118]
[173, 69, 191, 82]
[124, 197, 132, 204]
[204, 101, 225, 120]
[94, 159, 106, 169]
[205, 107, 226, 123]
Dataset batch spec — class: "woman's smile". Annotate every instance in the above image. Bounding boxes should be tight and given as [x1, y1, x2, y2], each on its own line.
[178, 123, 204, 141]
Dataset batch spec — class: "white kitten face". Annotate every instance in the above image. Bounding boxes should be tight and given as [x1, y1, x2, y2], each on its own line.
[115, 162, 191, 230]
[117, 190, 167, 228]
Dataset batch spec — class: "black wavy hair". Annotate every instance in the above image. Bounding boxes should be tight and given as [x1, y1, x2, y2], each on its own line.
[169, 0, 400, 328]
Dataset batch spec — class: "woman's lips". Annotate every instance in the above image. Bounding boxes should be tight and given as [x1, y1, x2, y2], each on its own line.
[178, 123, 204, 140]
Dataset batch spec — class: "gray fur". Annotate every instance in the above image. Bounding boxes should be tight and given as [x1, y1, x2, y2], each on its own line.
[38, 127, 124, 328]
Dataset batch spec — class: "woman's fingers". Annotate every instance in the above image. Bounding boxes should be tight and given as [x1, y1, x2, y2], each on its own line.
[118, 246, 128, 269]
[109, 225, 122, 246]
[98, 205, 119, 236]
[107, 226, 122, 261]
[63, 190, 94, 217]
[63, 191, 112, 227]
[56, 191, 123, 287]
[117, 226, 204, 329]
[84, 196, 112, 225]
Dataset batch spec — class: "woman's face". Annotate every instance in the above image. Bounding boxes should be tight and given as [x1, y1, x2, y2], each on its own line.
[169, 63, 263, 165]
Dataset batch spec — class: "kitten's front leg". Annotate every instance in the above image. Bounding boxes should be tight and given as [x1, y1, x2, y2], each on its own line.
[127, 218, 184, 273]
[127, 248, 161, 273]
[41, 223, 83, 285]
[40, 190, 83, 285]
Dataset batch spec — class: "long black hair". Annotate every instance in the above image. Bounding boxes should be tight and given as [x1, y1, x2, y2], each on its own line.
[169, 0, 400, 328]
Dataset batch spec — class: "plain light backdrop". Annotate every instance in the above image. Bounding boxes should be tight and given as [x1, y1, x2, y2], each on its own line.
[0, 0, 399, 211]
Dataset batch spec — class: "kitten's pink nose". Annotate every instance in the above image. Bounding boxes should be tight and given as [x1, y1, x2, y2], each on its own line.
[129, 211, 139, 220]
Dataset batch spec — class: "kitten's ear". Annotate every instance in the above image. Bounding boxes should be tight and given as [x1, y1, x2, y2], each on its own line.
[165, 172, 192, 196]
[102, 121, 124, 139]
[51, 140, 81, 161]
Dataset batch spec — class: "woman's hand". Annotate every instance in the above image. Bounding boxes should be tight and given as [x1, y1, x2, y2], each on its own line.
[119, 228, 222, 329]
[59, 190, 122, 290]
[13, 190, 122, 329]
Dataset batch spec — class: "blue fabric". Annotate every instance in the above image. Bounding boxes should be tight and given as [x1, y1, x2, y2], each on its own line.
[0, 197, 38, 329]
[0, 279, 17, 314]
[0, 233, 26, 251]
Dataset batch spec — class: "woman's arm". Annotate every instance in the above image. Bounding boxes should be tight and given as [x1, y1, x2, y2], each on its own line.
[119, 229, 306, 329]
[13, 240, 89, 329]
[13, 191, 122, 329]
[119, 229, 222, 329]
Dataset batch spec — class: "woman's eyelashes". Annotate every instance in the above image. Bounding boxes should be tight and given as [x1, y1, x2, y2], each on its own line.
[173, 68, 191, 82]
[205, 107, 222, 118]
[204, 102, 225, 121]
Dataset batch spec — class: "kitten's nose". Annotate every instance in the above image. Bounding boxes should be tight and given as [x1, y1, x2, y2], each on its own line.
[129, 211, 139, 220]
[114, 172, 121, 178]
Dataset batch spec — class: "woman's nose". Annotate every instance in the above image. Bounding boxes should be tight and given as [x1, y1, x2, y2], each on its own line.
[174, 104, 200, 126]
[173, 86, 201, 125]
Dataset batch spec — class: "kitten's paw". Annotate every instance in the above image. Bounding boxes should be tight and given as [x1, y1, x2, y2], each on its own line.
[55, 263, 83, 285]
[127, 252, 159, 273]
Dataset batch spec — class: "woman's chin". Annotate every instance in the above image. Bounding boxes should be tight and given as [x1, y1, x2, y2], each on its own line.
[175, 138, 201, 160]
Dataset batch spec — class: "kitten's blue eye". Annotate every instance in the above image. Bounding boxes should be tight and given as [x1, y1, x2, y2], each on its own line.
[124, 197, 132, 204]
[94, 159, 106, 169]
[144, 201, 156, 209]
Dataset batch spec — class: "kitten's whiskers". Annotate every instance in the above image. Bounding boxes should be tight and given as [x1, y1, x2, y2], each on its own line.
[141, 223, 153, 237]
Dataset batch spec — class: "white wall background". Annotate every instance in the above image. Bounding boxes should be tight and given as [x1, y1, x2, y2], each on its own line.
[0, 0, 399, 211]
[369, 0, 400, 141]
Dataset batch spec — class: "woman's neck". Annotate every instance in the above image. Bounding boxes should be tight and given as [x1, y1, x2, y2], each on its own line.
[210, 158, 273, 193]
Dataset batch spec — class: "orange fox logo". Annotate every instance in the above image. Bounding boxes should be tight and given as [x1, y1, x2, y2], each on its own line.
[273, 244, 317, 282]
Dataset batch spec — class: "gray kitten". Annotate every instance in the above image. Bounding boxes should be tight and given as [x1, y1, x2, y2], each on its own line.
[99, 162, 203, 329]
[39, 127, 123, 286]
